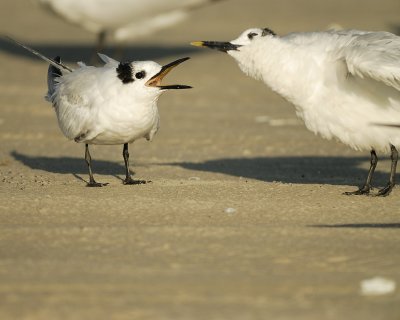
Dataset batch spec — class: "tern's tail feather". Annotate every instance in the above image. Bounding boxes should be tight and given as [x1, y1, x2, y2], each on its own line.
[4, 36, 73, 72]
[46, 56, 62, 102]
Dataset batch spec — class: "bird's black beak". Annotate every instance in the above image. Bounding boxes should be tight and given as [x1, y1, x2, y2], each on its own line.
[146, 57, 192, 90]
[191, 41, 241, 53]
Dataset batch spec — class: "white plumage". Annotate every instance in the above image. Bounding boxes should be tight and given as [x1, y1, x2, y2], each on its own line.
[10, 37, 190, 186]
[48, 56, 161, 145]
[192, 28, 400, 196]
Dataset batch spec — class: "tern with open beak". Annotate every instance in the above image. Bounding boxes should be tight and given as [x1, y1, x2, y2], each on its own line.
[8, 37, 191, 186]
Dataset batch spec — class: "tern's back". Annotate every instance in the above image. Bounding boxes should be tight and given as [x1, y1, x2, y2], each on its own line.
[47, 64, 104, 141]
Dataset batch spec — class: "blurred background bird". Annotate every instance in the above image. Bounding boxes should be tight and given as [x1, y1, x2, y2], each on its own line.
[37, 0, 225, 60]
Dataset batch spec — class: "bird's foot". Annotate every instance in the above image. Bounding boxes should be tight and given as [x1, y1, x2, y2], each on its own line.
[86, 181, 108, 187]
[123, 177, 150, 185]
[343, 184, 371, 196]
[374, 183, 395, 197]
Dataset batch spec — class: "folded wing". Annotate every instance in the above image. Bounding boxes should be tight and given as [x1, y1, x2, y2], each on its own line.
[343, 31, 400, 91]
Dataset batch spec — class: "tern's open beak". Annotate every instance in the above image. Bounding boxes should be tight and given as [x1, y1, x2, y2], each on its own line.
[191, 41, 241, 53]
[146, 57, 192, 90]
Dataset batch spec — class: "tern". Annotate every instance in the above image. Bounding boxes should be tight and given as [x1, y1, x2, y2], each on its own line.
[38, 0, 224, 52]
[192, 28, 400, 196]
[8, 37, 191, 186]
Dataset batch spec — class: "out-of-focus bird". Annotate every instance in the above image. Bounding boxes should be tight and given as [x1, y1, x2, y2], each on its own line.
[192, 28, 400, 196]
[38, 0, 224, 52]
[8, 37, 191, 186]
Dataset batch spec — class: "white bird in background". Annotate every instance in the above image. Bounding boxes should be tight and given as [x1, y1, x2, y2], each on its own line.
[38, 0, 224, 51]
[8, 37, 191, 187]
[192, 28, 400, 196]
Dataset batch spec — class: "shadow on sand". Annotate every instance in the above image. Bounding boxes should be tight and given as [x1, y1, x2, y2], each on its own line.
[309, 223, 400, 229]
[167, 156, 390, 186]
[11, 151, 125, 175]
[11, 151, 392, 186]
[0, 39, 200, 63]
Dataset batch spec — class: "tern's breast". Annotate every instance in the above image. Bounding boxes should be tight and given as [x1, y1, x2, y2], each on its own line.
[51, 66, 161, 145]
[91, 98, 160, 145]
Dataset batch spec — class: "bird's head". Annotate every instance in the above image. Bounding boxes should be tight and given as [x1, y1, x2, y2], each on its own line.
[191, 28, 276, 80]
[113, 57, 192, 100]
[191, 27, 276, 55]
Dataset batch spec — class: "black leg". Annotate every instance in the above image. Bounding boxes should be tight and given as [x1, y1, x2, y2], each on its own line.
[344, 149, 377, 195]
[85, 144, 107, 187]
[376, 144, 398, 197]
[113, 43, 125, 61]
[91, 31, 107, 64]
[122, 143, 148, 185]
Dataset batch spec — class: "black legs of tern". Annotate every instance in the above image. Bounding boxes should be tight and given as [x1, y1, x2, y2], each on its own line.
[91, 31, 107, 64]
[84, 143, 147, 186]
[122, 143, 147, 185]
[376, 144, 398, 196]
[344, 145, 397, 196]
[85, 144, 107, 187]
[344, 149, 377, 195]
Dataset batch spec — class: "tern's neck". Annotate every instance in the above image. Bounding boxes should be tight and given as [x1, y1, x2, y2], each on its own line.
[231, 37, 317, 105]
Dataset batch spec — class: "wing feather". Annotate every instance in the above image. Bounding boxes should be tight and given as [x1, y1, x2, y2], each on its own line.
[343, 32, 400, 91]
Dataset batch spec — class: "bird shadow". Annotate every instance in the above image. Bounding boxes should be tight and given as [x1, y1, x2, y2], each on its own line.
[309, 223, 400, 229]
[10, 151, 392, 187]
[167, 156, 391, 186]
[11, 150, 125, 175]
[0, 39, 200, 63]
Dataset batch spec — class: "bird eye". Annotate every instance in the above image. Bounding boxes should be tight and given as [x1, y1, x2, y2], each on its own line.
[247, 32, 258, 40]
[135, 71, 146, 79]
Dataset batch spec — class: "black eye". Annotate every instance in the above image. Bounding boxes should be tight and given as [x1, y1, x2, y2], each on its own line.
[247, 32, 258, 40]
[135, 71, 146, 79]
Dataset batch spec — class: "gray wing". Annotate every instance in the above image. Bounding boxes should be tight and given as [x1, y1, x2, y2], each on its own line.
[50, 66, 103, 141]
[342, 31, 400, 91]
[46, 56, 63, 102]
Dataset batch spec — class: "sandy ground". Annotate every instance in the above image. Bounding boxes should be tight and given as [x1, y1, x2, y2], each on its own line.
[1, 0, 400, 319]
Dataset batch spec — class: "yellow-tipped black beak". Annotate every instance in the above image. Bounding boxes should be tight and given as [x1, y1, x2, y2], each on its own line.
[191, 41, 241, 52]
[146, 57, 192, 90]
